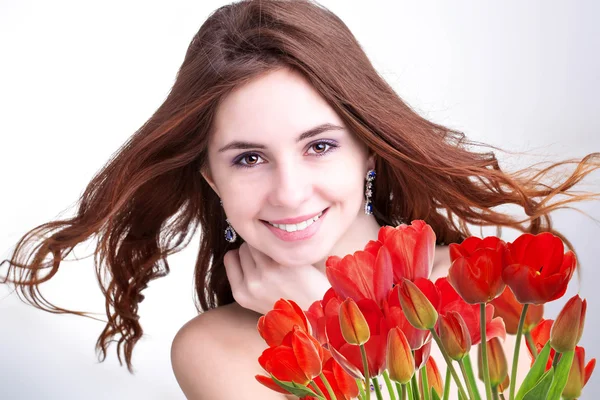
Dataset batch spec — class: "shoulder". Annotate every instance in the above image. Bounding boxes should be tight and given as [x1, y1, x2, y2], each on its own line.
[171, 302, 292, 400]
[431, 244, 452, 280]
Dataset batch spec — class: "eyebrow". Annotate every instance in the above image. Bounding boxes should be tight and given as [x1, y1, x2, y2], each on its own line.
[217, 123, 345, 153]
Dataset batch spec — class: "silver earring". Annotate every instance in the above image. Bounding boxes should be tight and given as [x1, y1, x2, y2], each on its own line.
[220, 199, 237, 243]
[364, 169, 376, 215]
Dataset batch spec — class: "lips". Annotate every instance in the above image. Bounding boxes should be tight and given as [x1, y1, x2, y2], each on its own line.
[263, 207, 329, 225]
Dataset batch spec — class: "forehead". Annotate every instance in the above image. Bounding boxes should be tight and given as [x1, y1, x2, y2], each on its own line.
[211, 68, 343, 145]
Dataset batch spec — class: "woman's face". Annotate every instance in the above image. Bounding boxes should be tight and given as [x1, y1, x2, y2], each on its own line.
[203, 67, 375, 266]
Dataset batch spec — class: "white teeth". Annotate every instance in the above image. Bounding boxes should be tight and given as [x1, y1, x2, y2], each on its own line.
[268, 211, 324, 232]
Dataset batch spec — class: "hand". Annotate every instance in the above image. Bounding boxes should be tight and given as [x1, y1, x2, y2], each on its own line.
[223, 242, 332, 315]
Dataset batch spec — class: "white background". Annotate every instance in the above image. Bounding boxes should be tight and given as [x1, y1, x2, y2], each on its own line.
[1, 1, 599, 399]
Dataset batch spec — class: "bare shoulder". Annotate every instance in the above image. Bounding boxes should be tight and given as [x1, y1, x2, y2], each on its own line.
[431, 244, 452, 280]
[171, 302, 292, 400]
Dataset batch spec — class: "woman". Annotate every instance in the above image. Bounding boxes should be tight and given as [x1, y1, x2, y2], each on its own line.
[2, 1, 598, 399]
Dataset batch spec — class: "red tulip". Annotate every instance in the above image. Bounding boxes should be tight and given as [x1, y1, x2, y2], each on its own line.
[436, 277, 506, 345]
[258, 299, 312, 347]
[414, 340, 432, 369]
[257, 326, 325, 386]
[382, 284, 434, 350]
[419, 357, 444, 398]
[325, 246, 393, 307]
[364, 220, 436, 283]
[526, 319, 555, 370]
[439, 311, 471, 360]
[550, 294, 586, 353]
[562, 346, 596, 400]
[303, 358, 360, 400]
[491, 287, 544, 334]
[325, 297, 390, 378]
[478, 337, 508, 387]
[502, 232, 576, 304]
[386, 327, 415, 384]
[448, 236, 507, 304]
[398, 278, 439, 330]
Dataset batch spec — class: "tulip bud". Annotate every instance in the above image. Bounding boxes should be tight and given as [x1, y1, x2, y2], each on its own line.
[439, 311, 472, 360]
[550, 295, 586, 353]
[419, 357, 443, 398]
[478, 337, 508, 387]
[562, 346, 596, 400]
[398, 279, 438, 330]
[386, 327, 415, 384]
[339, 298, 370, 345]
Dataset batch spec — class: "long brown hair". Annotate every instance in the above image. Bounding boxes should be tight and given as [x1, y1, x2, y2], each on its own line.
[2, 0, 599, 373]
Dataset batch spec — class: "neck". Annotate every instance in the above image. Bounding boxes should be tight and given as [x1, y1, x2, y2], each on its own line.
[313, 211, 382, 275]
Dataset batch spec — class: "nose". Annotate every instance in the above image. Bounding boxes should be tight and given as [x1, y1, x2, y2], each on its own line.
[267, 160, 313, 209]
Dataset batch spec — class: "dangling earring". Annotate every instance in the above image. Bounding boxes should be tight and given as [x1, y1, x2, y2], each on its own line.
[220, 199, 237, 243]
[364, 169, 376, 215]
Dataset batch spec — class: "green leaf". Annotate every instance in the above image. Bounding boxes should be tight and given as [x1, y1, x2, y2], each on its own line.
[522, 369, 554, 400]
[431, 388, 441, 400]
[270, 374, 323, 399]
[515, 341, 552, 400]
[546, 351, 575, 400]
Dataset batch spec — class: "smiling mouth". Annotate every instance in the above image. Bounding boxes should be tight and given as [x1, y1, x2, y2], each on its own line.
[260, 207, 329, 232]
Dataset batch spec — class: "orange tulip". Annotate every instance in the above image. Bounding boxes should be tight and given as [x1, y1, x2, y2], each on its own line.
[325, 297, 390, 378]
[502, 232, 576, 304]
[439, 311, 471, 360]
[550, 294, 586, 353]
[491, 287, 544, 334]
[448, 236, 507, 304]
[386, 327, 415, 384]
[257, 326, 325, 386]
[363, 220, 436, 283]
[258, 298, 312, 347]
[339, 298, 370, 345]
[419, 357, 444, 398]
[304, 358, 360, 400]
[398, 278, 438, 330]
[562, 346, 596, 400]
[478, 337, 508, 387]
[383, 284, 432, 350]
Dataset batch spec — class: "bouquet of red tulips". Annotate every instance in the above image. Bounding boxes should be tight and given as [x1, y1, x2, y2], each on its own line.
[255, 220, 595, 400]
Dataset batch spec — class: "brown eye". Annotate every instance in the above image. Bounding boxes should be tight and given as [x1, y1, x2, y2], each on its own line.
[244, 154, 259, 164]
[312, 143, 327, 153]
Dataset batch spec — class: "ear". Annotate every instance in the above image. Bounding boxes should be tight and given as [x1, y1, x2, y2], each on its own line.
[367, 152, 376, 171]
[201, 167, 220, 198]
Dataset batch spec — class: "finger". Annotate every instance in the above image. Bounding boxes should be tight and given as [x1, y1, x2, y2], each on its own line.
[223, 248, 244, 287]
[238, 242, 259, 276]
[246, 242, 280, 269]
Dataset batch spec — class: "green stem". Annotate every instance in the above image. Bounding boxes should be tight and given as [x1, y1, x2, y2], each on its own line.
[356, 378, 366, 400]
[459, 358, 479, 400]
[492, 386, 499, 400]
[430, 329, 469, 400]
[360, 344, 371, 400]
[396, 382, 405, 400]
[463, 354, 483, 400]
[309, 380, 326, 398]
[552, 352, 562, 368]
[421, 365, 431, 400]
[442, 367, 451, 400]
[372, 377, 384, 400]
[411, 374, 421, 400]
[319, 372, 337, 400]
[382, 370, 398, 400]
[480, 303, 493, 400]
[508, 304, 528, 400]
[406, 382, 414, 400]
[524, 332, 537, 359]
